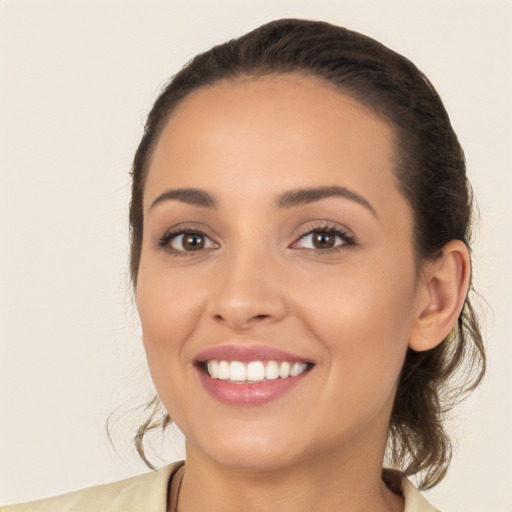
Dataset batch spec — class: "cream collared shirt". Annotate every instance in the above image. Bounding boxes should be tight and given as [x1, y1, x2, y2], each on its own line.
[1, 461, 440, 512]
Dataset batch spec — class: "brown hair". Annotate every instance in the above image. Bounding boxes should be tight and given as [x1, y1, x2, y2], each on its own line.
[128, 18, 485, 489]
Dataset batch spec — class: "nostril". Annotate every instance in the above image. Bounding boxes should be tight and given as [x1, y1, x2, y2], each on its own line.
[214, 313, 268, 321]
[209, 298, 287, 329]
[248, 313, 272, 322]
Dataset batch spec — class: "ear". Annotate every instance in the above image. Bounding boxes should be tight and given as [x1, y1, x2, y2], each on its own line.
[409, 240, 471, 352]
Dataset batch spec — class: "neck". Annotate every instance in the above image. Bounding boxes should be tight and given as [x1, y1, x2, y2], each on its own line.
[176, 437, 403, 512]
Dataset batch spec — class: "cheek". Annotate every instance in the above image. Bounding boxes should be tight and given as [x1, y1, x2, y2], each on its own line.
[296, 266, 416, 442]
[136, 262, 204, 373]
[298, 257, 417, 386]
[135, 267, 204, 426]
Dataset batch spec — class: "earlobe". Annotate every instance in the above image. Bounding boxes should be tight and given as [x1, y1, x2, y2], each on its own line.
[409, 240, 471, 352]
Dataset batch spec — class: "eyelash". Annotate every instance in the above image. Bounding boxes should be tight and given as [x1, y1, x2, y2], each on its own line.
[157, 223, 355, 256]
[291, 223, 355, 254]
[156, 227, 218, 257]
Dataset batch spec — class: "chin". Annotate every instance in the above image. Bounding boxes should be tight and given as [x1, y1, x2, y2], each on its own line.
[185, 426, 306, 472]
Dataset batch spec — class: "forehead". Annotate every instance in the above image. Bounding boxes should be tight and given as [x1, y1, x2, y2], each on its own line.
[145, 74, 404, 219]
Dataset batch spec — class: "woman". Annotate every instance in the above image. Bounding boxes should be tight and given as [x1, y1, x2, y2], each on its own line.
[2, 18, 485, 512]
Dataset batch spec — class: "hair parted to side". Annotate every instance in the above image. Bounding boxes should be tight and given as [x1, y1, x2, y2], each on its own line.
[128, 18, 485, 489]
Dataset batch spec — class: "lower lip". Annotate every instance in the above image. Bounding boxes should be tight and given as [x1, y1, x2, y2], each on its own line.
[196, 367, 309, 406]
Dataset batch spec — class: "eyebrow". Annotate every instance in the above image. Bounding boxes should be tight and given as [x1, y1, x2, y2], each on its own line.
[150, 188, 218, 210]
[149, 185, 377, 217]
[277, 186, 377, 217]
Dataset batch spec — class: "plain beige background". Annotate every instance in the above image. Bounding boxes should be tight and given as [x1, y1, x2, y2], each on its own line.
[1, 1, 511, 510]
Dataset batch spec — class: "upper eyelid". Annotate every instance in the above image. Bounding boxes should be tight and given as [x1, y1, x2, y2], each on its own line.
[289, 223, 357, 253]
[293, 222, 354, 240]
[297, 228, 349, 240]
[160, 222, 215, 239]
[156, 221, 355, 249]
[157, 225, 218, 249]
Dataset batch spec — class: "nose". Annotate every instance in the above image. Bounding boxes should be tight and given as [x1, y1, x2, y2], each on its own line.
[207, 246, 288, 331]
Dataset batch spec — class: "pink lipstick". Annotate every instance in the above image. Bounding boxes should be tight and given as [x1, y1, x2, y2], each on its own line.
[194, 344, 313, 406]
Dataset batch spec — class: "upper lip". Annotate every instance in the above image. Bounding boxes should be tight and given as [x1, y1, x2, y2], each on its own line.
[194, 344, 313, 364]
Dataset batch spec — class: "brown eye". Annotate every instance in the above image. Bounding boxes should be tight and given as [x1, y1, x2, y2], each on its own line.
[168, 232, 216, 252]
[182, 233, 205, 250]
[311, 232, 336, 249]
[292, 226, 353, 252]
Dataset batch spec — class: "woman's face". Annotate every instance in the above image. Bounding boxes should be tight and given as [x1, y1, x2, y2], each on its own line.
[137, 75, 423, 471]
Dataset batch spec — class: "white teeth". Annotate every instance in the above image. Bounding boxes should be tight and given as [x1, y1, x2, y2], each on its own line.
[247, 361, 265, 381]
[218, 360, 230, 380]
[290, 362, 308, 377]
[229, 361, 247, 381]
[279, 361, 291, 378]
[265, 361, 280, 380]
[205, 360, 309, 382]
[207, 360, 219, 379]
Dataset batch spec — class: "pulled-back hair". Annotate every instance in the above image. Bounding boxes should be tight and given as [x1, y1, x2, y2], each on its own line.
[128, 18, 485, 489]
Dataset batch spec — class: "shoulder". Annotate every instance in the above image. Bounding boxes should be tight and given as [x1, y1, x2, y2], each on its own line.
[402, 478, 441, 512]
[1, 461, 183, 512]
[2, 463, 440, 512]
[384, 468, 441, 511]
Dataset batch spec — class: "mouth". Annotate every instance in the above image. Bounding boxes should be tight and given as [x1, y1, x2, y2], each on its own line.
[198, 360, 313, 383]
[193, 344, 315, 406]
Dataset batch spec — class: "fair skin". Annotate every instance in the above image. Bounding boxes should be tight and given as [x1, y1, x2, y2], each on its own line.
[136, 74, 470, 512]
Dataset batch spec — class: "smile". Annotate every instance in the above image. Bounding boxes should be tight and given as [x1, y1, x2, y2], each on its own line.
[205, 360, 309, 383]
[194, 344, 314, 406]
